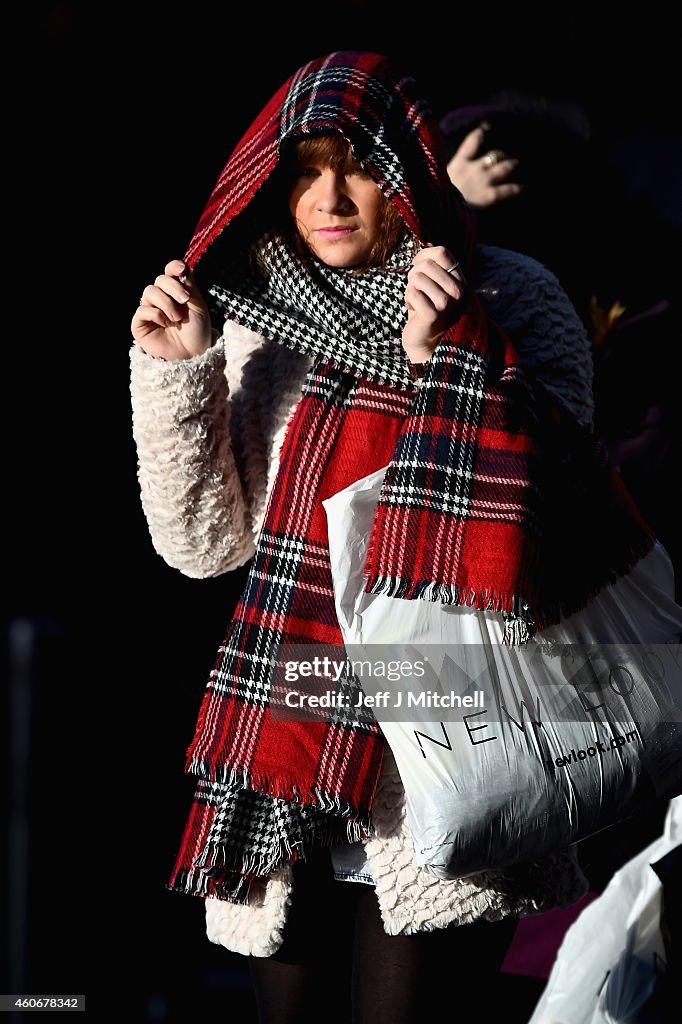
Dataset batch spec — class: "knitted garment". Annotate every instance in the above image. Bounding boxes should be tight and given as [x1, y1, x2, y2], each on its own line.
[168, 51, 654, 907]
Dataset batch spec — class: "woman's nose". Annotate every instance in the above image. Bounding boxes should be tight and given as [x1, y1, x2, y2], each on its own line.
[314, 169, 353, 212]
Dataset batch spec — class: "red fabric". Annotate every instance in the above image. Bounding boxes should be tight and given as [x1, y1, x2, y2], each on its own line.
[184, 373, 412, 811]
[501, 892, 600, 978]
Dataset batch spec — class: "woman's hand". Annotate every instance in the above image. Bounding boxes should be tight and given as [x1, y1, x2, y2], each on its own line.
[402, 246, 466, 364]
[446, 123, 522, 208]
[131, 259, 213, 360]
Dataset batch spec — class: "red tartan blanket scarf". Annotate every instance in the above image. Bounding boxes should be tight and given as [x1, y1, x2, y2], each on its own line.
[167, 52, 654, 904]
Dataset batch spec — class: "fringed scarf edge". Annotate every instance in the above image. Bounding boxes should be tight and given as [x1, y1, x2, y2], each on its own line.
[184, 757, 384, 823]
[363, 527, 657, 644]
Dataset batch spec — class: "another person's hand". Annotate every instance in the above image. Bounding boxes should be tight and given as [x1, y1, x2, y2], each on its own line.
[131, 259, 213, 360]
[446, 123, 522, 208]
[402, 245, 465, 364]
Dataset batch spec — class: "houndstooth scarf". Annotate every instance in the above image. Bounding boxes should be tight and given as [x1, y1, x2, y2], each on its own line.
[167, 52, 655, 905]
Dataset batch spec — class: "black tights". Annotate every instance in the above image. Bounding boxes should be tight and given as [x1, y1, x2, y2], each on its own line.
[248, 848, 518, 1024]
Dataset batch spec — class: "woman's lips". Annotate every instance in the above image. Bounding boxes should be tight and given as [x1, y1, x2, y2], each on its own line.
[316, 227, 357, 237]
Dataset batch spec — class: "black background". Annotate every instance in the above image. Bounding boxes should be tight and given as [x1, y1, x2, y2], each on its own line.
[3, 5, 680, 1021]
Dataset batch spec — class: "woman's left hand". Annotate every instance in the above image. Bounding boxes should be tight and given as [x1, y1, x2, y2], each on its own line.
[402, 245, 465, 364]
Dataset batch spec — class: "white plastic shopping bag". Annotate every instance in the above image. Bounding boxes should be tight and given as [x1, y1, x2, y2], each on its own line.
[527, 795, 680, 1024]
[323, 467, 682, 880]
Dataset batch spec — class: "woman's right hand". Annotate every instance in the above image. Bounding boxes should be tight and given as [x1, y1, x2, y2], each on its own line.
[131, 258, 213, 360]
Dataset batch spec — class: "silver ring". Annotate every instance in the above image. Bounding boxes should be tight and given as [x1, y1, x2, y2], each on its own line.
[446, 261, 461, 275]
[139, 294, 146, 305]
[483, 151, 499, 168]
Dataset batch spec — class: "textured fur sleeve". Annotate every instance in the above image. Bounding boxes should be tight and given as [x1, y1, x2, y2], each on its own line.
[129, 337, 257, 577]
[477, 245, 595, 428]
[129, 321, 312, 578]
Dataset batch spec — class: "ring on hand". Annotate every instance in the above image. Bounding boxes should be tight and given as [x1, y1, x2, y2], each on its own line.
[446, 261, 461, 275]
[139, 294, 146, 305]
[483, 151, 499, 168]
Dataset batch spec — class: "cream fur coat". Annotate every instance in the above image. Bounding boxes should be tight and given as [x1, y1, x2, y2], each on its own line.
[130, 246, 593, 956]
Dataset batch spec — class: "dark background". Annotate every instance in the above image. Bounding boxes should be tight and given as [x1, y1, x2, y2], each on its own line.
[3, 5, 680, 1020]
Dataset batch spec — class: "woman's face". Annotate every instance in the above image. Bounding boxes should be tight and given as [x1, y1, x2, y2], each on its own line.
[288, 151, 385, 268]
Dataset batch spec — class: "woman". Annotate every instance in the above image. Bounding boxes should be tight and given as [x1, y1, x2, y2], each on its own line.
[129, 52, 665, 1022]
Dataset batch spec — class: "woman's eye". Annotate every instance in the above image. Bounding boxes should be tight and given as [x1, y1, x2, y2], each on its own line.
[297, 167, 320, 178]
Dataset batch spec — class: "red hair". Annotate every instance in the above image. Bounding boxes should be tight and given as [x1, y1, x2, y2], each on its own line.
[281, 133, 407, 272]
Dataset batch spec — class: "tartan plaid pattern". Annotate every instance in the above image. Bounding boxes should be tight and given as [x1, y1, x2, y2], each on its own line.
[364, 315, 541, 614]
[169, 366, 413, 901]
[168, 52, 655, 904]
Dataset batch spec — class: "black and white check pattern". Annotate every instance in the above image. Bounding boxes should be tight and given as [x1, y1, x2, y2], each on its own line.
[192, 777, 373, 901]
[209, 234, 420, 389]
